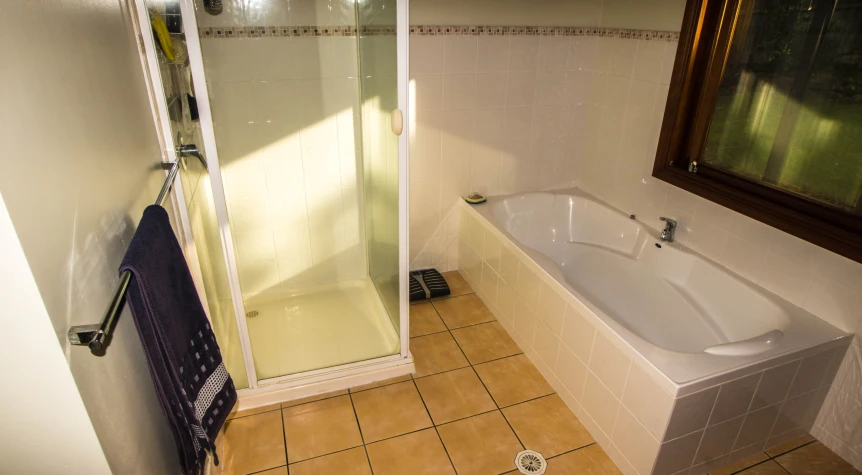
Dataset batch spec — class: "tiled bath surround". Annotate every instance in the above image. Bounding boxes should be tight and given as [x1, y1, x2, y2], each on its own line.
[455, 203, 850, 474]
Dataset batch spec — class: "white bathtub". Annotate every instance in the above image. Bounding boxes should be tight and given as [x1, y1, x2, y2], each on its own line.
[472, 189, 848, 385]
[458, 188, 852, 475]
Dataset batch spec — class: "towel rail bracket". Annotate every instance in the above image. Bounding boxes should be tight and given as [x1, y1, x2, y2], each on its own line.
[68, 146, 207, 354]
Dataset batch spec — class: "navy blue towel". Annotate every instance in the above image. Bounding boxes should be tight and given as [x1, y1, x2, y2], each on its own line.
[120, 205, 236, 474]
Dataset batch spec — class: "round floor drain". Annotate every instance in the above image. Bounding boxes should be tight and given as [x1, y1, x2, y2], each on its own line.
[246, 310, 259, 318]
[514, 449, 547, 474]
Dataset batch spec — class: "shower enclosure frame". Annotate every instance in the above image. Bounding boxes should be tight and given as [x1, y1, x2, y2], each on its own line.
[132, 0, 412, 396]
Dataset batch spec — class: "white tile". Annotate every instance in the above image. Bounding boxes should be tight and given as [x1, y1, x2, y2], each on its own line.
[410, 36, 443, 74]
[234, 230, 276, 264]
[623, 364, 674, 439]
[759, 253, 811, 307]
[229, 196, 272, 232]
[480, 261, 499, 303]
[654, 430, 702, 475]
[498, 245, 520, 285]
[412, 74, 443, 111]
[609, 39, 637, 77]
[508, 37, 540, 71]
[503, 106, 534, 140]
[442, 73, 476, 110]
[613, 407, 660, 475]
[515, 263, 541, 309]
[200, 38, 258, 83]
[582, 373, 621, 437]
[556, 344, 588, 401]
[481, 228, 502, 270]
[735, 404, 780, 449]
[534, 320, 561, 371]
[589, 333, 632, 398]
[720, 235, 767, 284]
[659, 42, 677, 85]
[789, 350, 837, 397]
[633, 40, 665, 83]
[252, 38, 293, 80]
[561, 303, 596, 364]
[709, 373, 761, 426]
[475, 72, 508, 107]
[538, 36, 570, 71]
[505, 72, 538, 106]
[693, 416, 743, 465]
[803, 277, 862, 333]
[665, 386, 719, 441]
[751, 360, 801, 410]
[536, 282, 566, 335]
[513, 295, 538, 344]
[477, 36, 510, 72]
[688, 222, 728, 263]
[443, 36, 478, 73]
[273, 226, 312, 259]
[728, 214, 776, 249]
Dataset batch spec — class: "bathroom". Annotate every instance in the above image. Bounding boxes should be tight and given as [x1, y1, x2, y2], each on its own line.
[1, 0, 861, 474]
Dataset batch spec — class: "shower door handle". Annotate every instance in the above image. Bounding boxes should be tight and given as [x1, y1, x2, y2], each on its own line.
[391, 109, 403, 136]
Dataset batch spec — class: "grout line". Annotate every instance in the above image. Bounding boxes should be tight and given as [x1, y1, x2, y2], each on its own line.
[279, 405, 289, 468]
[498, 391, 558, 410]
[766, 438, 818, 460]
[280, 390, 348, 410]
[247, 465, 287, 475]
[408, 375, 459, 472]
[362, 444, 376, 475]
[348, 391, 368, 445]
[286, 444, 365, 467]
[226, 405, 283, 421]
[349, 377, 413, 394]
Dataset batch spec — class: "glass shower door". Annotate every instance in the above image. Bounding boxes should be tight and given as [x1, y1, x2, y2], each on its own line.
[175, 0, 409, 385]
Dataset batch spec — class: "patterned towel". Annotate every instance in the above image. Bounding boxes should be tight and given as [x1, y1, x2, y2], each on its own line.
[121, 205, 236, 474]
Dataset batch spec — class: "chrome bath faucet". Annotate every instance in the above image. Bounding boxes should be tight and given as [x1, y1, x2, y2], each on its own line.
[660, 217, 677, 242]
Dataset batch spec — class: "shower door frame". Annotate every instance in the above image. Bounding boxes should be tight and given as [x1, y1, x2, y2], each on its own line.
[158, 0, 413, 391]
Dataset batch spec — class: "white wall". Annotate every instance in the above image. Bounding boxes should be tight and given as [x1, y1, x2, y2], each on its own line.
[0, 192, 111, 474]
[0, 0, 180, 472]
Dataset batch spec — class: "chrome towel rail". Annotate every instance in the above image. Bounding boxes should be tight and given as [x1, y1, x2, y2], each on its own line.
[68, 146, 207, 353]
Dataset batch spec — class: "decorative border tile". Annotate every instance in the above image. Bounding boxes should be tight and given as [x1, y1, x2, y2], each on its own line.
[199, 24, 679, 42]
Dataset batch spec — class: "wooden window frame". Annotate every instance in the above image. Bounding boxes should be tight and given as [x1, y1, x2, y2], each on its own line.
[653, 0, 862, 263]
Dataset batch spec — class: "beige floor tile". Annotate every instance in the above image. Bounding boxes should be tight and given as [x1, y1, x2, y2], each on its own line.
[226, 402, 281, 420]
[437, 411, 524, 475]
[349, 374, 413, 393]
[475, 354, 555, 407]
[282, 395, 363, 463]
[546, 445, 622, 474]
[288, 447, 371, 475]
[774, 441, 860, 475]
[351, 381, 433, 443]
[220, 410, 286, 474]
[415, 367, 497, 424]
[739, 460, 795, 474]
[410, 331, 470, 377]
[440, 271, 473, 297]
[433, 294, 495, 329]
[410, 302, 448, 337]
[256, 466, 288, 475]
[503, 394, 594, 458]
[282, 389, 348, 408]
[764, 433, 815, 457]
[710, 452, 769, 475]
[366, 428, 456, 475]
[451, 321, 521, 364]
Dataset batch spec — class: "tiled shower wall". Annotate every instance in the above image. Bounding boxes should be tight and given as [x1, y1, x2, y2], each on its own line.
[408, 14, 862, 475]
[196, 0, 367, 297]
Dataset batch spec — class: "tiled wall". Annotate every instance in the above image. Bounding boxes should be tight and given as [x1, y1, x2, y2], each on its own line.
[456, 202, 849, 474]
[200, 26, 367, 297]
[407, 28, 678, 272]
[410, 0, 686, 31]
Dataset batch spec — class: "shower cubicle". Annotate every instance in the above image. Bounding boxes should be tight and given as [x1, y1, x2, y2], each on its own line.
[133, 0, 411, 397]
